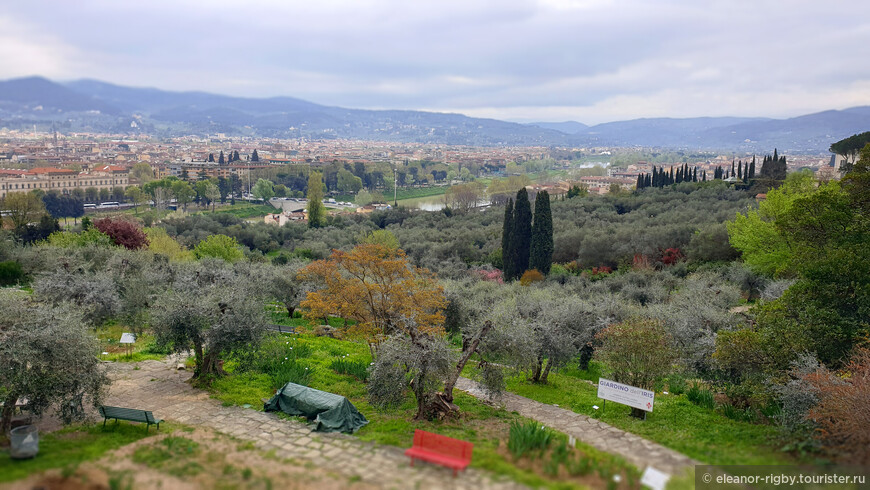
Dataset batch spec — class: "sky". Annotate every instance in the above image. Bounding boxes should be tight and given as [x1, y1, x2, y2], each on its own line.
[1, 0, 869, 124]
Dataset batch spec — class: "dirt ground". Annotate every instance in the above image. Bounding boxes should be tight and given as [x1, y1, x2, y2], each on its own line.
[1, 427, 377, 490]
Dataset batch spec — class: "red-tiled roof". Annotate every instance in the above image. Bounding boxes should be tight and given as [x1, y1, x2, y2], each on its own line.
[94, 165, 127, 172]
[27, 167, 76, 175]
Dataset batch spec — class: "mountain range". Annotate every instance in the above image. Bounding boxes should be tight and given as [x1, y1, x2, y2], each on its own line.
[1, 76, 868, 152]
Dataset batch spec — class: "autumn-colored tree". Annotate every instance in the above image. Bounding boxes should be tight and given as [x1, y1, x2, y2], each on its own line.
[519, 268, 544, 286]
[93, 217, 149, 250]
[299, 244, 447, 352]
[804, 348, 870, 464]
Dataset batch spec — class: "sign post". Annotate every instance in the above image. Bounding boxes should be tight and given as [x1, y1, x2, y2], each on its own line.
[119, 333, 136, 359]
[597, 378, 655, 417]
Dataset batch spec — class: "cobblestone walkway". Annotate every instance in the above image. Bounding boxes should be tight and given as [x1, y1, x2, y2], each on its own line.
[106, 360, 525, 490]
[456, 377, 697, 476]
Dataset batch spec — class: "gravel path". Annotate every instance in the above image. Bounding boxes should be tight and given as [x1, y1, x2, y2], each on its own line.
[103, 359, 526, 490]
[456, 377, 698, 476]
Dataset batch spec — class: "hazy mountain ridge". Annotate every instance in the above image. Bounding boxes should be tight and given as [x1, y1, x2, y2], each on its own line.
[0, 77, 868, 151]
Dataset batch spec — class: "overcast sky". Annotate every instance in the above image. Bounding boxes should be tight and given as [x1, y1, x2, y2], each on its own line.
[1, 0, 869, 124]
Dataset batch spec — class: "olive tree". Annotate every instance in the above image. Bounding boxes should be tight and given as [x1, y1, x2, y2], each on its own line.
[0, 291, 110, 434]
[151, 262, 269, 380]
[32, 267, 121, 327]
[595, 318, 676, 417]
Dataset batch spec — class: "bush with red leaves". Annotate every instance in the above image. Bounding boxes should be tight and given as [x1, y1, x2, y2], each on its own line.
[472, 267, 504, 284]
[661, 247, 684, 265]
[804, 348, 870, 464]
[93, 217, 149, 250]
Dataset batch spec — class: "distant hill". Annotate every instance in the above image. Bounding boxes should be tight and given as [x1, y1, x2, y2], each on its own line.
[0, 76, 119, 115]
[527, 121, 589, 134]
[0, 76, 868, 151]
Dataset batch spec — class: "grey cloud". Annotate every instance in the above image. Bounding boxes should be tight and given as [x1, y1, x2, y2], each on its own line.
[1, 0, 869, 123]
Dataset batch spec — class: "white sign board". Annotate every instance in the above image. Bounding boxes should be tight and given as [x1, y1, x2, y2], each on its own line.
[597, 378, 655, 412]
[640, 466, 671, 490]
[119, 333, 136, 344]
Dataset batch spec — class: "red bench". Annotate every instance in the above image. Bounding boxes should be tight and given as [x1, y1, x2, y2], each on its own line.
[405, 429, 473, 477]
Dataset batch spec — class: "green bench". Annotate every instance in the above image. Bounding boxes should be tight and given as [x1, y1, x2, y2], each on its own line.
[99, 405, 163, 432]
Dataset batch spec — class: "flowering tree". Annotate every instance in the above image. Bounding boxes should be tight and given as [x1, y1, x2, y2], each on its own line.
[94, 217, 149, 250]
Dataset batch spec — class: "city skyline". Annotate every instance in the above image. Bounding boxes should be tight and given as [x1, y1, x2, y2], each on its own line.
[1, 0, 869, 124]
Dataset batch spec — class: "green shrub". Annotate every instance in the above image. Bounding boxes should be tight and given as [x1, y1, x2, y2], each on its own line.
[687, 384, 715, 410]
[330, 358, 370, 382]
[668, 375, 687, 396]
[0, 260, 24, 286]
[267, 358, 313, 389]
[507, 420, 553, 459]
[719, 402, 742, 421]
[759, 400, 782, 420]
[719, 402, 757, 423]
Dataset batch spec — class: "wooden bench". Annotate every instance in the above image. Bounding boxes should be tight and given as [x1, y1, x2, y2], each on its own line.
[99, 406, 162, 432]
[405, 429, 473, 477]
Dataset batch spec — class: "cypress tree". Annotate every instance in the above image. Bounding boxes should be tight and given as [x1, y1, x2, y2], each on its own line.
[749, 156, 756, 178]
[502, 198, 515, 280]
[636, 174, 644, 189]
[645, 173, 651, 188]
[738, 161, 743, 180]
[218, 151, 225, 164]
[208, 153, 214, 162]
[251, 149, 260, 162]
[702, 170, 707, 181]
[512, 188, 532, 279]
[693, 167, 698, 182]
[530, 190, 553, 275]
[652, 167, 658, 187]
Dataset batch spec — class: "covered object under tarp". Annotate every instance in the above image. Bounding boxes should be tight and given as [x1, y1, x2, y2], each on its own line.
[264, 382, 369, 433]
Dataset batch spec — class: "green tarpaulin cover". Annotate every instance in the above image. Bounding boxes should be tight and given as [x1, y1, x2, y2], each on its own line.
[264, 382, 369, 433]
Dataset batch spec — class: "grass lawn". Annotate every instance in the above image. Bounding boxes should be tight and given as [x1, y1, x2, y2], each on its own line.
[210, 332, 639, 489]
[0, 422, 165, 483]
[335, 186, 449, 204]
[268, 309, 354, 329]
[503, 367, 797, 466]
[208, 202, 277, 219]
[95, 323, 167, 363]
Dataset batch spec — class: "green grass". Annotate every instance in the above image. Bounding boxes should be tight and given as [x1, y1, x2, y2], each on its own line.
[508, 420, 553, 459]
[335, 185, 449, 204]
[96, 324, 167, 363]
[209, 333, 635, 489]
[268, 310, 354, 329]
[0, 422, 161, 483]
[209, 203, 277, 219]
[504, 369, 797, 466]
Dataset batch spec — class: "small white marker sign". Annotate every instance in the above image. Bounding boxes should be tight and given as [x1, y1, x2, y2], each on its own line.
[119, 333, 136, 344]
[597, 378, 655, 412]
[640, 466, 670, 490]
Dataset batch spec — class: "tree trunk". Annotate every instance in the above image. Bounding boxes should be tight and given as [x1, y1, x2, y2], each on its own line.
[420, 321, 495, 419]
[192, 341, 205, 379]
[1, 393, 18, 437]
[540, 358, 554, 384]
[531, 356, 543, 382]
[285, 304, 295, 318]
[441, 321, 493, 405]
[197, 349, 225, 380]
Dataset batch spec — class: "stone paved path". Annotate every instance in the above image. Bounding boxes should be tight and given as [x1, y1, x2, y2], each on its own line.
[456, 377, 697, 476]
[104, 359, 525, 490]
